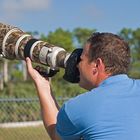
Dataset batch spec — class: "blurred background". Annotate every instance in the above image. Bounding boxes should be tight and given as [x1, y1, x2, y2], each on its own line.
[0, 0, 140, 140]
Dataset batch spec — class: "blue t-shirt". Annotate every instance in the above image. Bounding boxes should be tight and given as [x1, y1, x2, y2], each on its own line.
[56, 74, 140, 140]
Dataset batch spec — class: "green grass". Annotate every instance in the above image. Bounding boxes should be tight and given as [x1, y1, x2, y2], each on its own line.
[0, 125, 50, 140]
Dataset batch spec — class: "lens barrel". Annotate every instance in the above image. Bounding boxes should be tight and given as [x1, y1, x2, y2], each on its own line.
[0, 23, 68, 70]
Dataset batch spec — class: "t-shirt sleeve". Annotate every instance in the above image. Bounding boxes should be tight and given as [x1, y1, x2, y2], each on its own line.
[56, 103, 81, 140]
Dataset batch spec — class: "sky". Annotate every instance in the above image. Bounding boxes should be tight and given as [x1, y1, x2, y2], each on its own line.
[0, 0, 140, 35]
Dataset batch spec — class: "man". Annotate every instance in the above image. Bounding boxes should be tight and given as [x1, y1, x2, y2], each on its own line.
[26, 32, 140, 140]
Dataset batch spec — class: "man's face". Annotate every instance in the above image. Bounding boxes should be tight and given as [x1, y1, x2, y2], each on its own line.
[78, 44, 96, 90]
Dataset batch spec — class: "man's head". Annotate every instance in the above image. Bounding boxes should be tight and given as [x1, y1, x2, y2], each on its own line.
[87, 32, 130, 75]
[78, 32, 130, 90]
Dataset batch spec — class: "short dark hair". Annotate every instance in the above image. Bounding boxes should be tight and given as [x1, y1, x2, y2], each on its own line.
[87, 32, 130, 75]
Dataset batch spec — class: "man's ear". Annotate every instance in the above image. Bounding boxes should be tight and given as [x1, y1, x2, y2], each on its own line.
[94, 58, 105, 72]
[91, 61, 98, 75]
[91, 58, 105, 75]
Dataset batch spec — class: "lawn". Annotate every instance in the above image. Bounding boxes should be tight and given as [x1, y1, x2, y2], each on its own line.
[0, 125, 50, 140]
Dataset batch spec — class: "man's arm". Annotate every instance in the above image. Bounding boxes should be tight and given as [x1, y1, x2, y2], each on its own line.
[26, 57, 61, 140]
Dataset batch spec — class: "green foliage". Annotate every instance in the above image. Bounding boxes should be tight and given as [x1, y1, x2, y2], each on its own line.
[131, 28, 140, 60]
[129, 61, 140, 78]
[0, 81, 37, 98]
[51, 71, 86, 97]
[119, 28, 140, 78]
[73, 27, 96, 47]
[10, 70, 23, 81]
[41, 28, 75, 52]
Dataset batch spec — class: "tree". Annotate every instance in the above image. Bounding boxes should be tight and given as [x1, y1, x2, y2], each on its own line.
[3, 59, 8, 83]
[0, 60, 4, 90]
[45, 28, 75, 51]
[131, 28, 140, 61]
[73, 28, 96, 47]
[119, 28, 140, 78]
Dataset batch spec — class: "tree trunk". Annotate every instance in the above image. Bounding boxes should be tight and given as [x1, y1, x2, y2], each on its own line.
[0, 64, 4, 90]
[22, 61, 27, 81]
[3, 59, 8, 83]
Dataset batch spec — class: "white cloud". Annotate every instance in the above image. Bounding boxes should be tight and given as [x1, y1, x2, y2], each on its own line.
[0, 0, 50, 22]
[3, 0, 50, 11]
[83, 5, 104, 21]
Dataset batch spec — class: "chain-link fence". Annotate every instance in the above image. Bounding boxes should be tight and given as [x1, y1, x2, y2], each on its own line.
[0, 97, 69, 140]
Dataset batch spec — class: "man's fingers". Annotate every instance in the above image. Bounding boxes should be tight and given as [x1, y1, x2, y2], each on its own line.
[26, 57, 33, 72]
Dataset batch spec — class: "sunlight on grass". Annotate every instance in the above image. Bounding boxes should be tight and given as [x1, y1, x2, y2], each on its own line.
[0, 125, 50, 140]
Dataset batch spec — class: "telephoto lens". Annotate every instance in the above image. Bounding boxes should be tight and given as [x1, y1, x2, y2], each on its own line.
[0, 22, 83, 83]
[0, 23, 69, 68]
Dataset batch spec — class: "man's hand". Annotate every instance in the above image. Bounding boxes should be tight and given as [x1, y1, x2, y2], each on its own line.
[26, 57, 50, 87]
